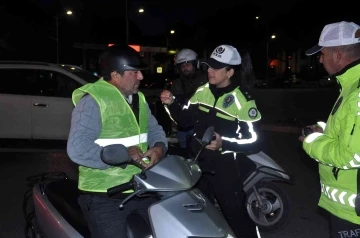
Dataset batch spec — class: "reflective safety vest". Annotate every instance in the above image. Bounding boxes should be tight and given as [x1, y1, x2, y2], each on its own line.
[72, 78, 148, 192]
[303, 61, 360, 224]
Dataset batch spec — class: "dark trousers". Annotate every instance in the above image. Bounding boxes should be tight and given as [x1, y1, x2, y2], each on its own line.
[196, 151, 259, 238]
[328, 212, 360, 238]
[78, 193, 156, 238]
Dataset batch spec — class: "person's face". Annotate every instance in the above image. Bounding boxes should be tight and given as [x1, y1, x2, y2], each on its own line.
[179, 62, 195, 77]
[319, 48, 341, 76]
[207, 67, 233, 88]
[111, 70, 144, 96]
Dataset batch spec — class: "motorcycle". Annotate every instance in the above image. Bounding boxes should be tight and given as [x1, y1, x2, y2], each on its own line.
[165, 129, 294, 232]
[244, 151, 293, 232]
[23, 126, 236, 238]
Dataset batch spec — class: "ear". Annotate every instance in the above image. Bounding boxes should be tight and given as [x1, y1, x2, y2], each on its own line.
[226, 68, 234, 78]
[332, 49, 342, 64]
[110, 71, 121, 80]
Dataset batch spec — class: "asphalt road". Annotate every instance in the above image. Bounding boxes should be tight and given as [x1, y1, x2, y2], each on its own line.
[0, 130, 329, 238]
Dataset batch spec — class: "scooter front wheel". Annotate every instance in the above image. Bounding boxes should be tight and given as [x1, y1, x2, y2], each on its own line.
[246, 182, 291, 232]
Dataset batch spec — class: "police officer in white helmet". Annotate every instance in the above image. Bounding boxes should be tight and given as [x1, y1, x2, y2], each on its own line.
[169, 48, 207, 149]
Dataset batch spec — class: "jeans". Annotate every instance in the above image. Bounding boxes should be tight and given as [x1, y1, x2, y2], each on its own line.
[78, 194, 157, 238]
[177, 129, 194, 148]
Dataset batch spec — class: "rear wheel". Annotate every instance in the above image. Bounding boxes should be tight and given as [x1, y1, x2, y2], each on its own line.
[246, 182, 291, 232]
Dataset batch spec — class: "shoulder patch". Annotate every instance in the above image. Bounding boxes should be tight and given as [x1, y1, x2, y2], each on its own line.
[248, 107, 258, 119]
[223, 94, 235, 108]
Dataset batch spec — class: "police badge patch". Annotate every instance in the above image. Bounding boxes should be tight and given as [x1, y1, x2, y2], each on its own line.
[248, 107, 258, 119]
[223, 95, 234, 108]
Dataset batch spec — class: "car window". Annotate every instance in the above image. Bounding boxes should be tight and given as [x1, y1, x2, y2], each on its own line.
[0, 68, 37, 95]
[0, 68, 82, 98]
[37, 70, 82, 98]
[60, 65, 99, 83]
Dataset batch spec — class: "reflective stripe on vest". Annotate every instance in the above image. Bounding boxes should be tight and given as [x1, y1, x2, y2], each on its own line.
[95, 133, 148, 147]
[321, 182, 357, 207]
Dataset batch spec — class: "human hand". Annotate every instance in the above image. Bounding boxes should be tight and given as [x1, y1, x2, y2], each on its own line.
[205, 132, 222, 151]
[160, 90, 174, 105]
[128, 146, 144, 164]
[298, 124, 323, 142]
[143, 146, 164, 168]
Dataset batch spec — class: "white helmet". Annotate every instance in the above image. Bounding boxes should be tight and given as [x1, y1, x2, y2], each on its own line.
[175, 49, 198, 65]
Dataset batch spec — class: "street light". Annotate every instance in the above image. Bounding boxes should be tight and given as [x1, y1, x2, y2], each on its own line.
[55, 10, 73, 64]
[256, 15, 276, 81]
[125, 0, 144, 44]
[166, 30, 175, 49]
[125, 0, 129, 44]
[266, 34, 276, 80]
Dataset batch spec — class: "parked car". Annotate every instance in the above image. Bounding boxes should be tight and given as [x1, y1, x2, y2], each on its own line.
[0, 61, 99, 140]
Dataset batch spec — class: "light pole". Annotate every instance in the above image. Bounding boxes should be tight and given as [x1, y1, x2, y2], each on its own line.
[125, 0, 144, 44]
[55, 10, 72, 64]
[166, 29, 175, 50]
[125, 0, 129, 44]
[257, 16, 275, 81]
[266, 33, 276, 80]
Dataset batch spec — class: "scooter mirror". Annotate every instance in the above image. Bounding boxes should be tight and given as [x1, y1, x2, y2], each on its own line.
[201, 126, 215, 145]
[100, 144, 131, 165]
[193, 126, 215, 162]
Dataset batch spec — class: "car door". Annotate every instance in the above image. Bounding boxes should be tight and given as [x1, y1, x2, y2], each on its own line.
[30, 70, 83, 140]
[0, 68, 34, 139]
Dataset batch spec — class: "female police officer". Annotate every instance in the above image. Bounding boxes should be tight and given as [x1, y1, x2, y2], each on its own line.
[161, 44, 262, 237]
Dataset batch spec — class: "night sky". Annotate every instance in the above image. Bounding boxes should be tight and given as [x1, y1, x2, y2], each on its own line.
[3, 0, 360, 41]
[1, 0, 360, 64]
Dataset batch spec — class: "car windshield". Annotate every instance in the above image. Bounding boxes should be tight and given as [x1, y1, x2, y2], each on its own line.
[60, 65, 100, 83]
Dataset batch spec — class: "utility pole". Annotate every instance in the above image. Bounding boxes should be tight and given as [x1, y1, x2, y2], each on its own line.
[55, 16, 59, 64]
[265, 21, 269, 82]
[126, 0, 129, 44]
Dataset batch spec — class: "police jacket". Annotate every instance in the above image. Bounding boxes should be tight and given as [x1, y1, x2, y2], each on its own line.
[303, 59, 360, 224]
[166, 80, 262, 156]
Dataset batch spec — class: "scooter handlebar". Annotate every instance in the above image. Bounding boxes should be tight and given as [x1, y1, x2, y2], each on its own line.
[107, 181, 134, 197]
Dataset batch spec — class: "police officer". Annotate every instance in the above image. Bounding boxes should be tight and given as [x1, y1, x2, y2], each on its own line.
[169, 48, 207, 149]
[161, 44, 262, 237]
[300, 21, 360, 238]
[67, 45, 168, 238]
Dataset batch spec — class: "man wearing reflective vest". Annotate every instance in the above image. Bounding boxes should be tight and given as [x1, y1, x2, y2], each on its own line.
[161, 44, 262, 237]
[67, 45, 168, 238]
[300, 21, 360, 237]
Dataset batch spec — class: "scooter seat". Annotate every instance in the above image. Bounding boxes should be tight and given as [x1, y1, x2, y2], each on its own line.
[45, 179, 90, 238]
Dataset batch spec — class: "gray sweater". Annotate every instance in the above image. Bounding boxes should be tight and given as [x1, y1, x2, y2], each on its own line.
[67, 94, 168, 169]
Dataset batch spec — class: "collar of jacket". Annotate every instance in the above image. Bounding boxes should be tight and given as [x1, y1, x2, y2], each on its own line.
[334, 59, 360, 88]
[209, 79, 239, 98]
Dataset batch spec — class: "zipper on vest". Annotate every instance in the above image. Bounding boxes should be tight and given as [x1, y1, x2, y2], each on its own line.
[348, 123, 356, 148]
[332, 167, 340, 180]
[350, 124, 355, 135]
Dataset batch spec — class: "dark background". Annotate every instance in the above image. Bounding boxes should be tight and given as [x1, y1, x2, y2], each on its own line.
[1, 0, 359, 75]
